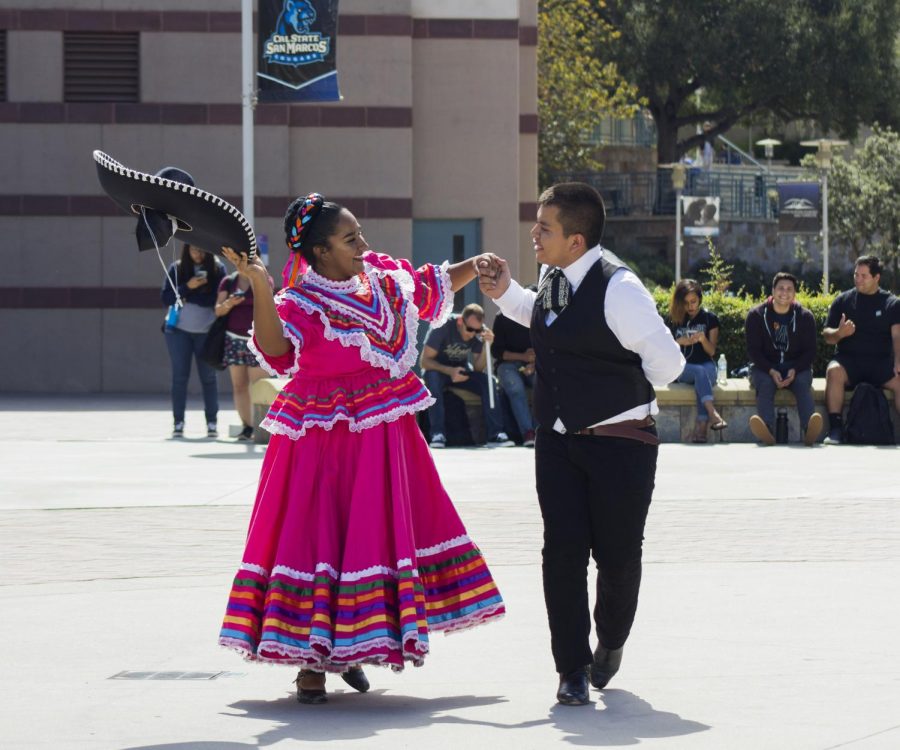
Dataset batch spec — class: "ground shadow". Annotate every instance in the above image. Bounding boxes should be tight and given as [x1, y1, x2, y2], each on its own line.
[548, 688, 710, 746]
[123, 690, 547, 749]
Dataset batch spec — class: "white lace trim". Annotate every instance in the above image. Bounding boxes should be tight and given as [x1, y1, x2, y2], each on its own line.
[242, 536, 474, 586]
[260, 393, 433, 440]
[303, 267, 363, 293]
[431, 260, 455, 327]
[431, 603, 506, 635]
[278, 267, 422, 378]
[415, 534, 471, 558]
[247, 321, 303, 378]
[220, 633, 430, 672]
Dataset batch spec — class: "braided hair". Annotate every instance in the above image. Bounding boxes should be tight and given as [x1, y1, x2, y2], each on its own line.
[283, 192, 345, 271]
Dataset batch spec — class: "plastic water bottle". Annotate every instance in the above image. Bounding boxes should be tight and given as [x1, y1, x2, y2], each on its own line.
[164, 304, 181, 333]
[717, 354, 728, 385]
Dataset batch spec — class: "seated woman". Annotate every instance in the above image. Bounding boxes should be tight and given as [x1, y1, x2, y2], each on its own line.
[667, 279, 727, 443]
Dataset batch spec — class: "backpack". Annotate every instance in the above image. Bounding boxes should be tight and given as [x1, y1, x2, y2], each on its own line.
[845, 383, 896, 445]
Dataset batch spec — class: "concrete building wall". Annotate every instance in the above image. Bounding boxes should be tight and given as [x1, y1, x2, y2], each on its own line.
[0, 1, 538, 393]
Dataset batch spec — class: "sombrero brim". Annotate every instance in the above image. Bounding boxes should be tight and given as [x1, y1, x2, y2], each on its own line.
[93, 150, 257, 258]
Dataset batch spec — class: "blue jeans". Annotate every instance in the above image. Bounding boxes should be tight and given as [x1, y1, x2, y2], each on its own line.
[497, 362, 535, 434]
[751, 366, 815, 433]
[164, 328, 219, 425]
[423, 369, 504, 440]
[676, 361, 717, 421]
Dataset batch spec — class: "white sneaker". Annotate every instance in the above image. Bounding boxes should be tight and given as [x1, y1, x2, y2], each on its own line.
[429, 433, 446, 449]
[488, 432, 515, 448]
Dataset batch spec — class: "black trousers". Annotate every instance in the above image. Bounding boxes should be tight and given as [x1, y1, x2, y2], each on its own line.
[535, 426, 658, 674]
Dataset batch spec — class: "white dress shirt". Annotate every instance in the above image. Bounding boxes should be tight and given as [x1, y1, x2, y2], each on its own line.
[494, 246, 685, 430]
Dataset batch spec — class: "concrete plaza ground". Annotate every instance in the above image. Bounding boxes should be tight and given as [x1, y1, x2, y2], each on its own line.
[1, 394, 899, 750]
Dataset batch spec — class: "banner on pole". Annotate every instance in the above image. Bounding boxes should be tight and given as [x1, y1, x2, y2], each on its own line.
[257, 0, 341, 102]
[776, 182, 820, 234]
[682, 196, 720, 237]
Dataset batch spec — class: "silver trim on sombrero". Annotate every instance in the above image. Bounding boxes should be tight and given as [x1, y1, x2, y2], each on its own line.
[93, 150, 258, 258]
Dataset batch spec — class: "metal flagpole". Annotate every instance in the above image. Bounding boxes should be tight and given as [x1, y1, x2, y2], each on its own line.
[241, 0, 255, 235]
[822, 169, 829, 292]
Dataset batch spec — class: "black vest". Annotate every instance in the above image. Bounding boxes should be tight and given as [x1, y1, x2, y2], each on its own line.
[530, 252, 654, 430]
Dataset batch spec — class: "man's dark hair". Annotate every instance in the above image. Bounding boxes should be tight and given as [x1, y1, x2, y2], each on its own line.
[771, 271, 798, 291]
[855, 255, 881, 277]
[538, 182, 606, 249]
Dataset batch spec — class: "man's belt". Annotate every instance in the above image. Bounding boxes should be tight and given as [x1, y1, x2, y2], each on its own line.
[571, 416, 659, 446]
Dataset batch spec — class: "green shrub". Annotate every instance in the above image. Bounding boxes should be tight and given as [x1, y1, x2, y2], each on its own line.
[651, 286, 837, 377]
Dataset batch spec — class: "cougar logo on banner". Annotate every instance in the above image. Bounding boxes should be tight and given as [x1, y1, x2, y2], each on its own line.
[258, 0, 341, 102]
[264, 1, 329, 65]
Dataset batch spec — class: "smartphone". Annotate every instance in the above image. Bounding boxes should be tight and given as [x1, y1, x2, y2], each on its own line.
[195, 269, 208, 279]
[233, 289, 246, 297]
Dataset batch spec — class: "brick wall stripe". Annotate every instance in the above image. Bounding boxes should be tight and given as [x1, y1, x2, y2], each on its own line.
[2, 102, 413, 127]
[0, 11, 416, 35]
[520, 201, 537, 222]
[519, 114, 538, 134]
[0, 195, 414, 219]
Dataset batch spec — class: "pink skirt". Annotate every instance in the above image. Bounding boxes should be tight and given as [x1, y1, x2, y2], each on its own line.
[218, 414, 504, 671]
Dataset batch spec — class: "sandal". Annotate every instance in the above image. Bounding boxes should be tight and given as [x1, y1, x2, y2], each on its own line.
[294, 669, 327, 704]
[710, 419, 728, 431]
[690, 435, 708, 444]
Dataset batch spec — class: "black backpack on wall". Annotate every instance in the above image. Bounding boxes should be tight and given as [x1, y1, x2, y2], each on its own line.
[845, 384, 896, 445]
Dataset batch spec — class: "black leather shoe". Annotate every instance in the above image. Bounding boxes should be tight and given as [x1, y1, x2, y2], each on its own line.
[340, 666, 370, 693]
[589, 644, 624, 689]
[556, 667, 590, 705]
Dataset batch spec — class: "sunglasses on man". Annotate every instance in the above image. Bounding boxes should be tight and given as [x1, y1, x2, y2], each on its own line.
[464, 325, 484, 334]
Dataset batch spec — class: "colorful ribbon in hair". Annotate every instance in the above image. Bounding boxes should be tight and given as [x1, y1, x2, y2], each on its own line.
[282, 192, 324, 288]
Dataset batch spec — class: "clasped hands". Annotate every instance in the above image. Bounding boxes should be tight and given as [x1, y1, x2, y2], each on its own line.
[473, 253, 511, 299]
[770, 368, 796, 388]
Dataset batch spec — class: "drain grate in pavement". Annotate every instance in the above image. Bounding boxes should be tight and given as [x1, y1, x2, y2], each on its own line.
[109, 671, 241, 680]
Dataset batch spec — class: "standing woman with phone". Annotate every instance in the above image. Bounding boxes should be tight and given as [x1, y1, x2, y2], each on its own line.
[215, 267, 273, 441]
[161, 244, 226, 438]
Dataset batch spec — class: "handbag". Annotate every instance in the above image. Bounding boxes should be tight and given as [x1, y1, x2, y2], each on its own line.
[200, 272, 237, 370]
[201, 315, 229, 370]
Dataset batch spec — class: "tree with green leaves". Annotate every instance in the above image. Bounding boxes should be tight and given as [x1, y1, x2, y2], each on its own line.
[805, 126, 900, 288]
[595, 0, 900, 164]
[537, 0, 642, 186]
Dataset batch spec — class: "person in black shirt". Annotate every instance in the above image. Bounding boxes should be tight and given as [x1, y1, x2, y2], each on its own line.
[492, 305, 537, 446]
[822, 255, 900, 444]
[744, 272, 822, 445]
[667, 279, 727, 442]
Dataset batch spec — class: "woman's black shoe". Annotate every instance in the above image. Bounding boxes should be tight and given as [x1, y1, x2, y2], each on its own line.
[340, 666, 370, 693]
[295, 670, 327, 704]
[589, 645, 624, 689]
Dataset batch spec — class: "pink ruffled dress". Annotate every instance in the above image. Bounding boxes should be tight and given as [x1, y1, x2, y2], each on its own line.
[218, 251, 505, 671]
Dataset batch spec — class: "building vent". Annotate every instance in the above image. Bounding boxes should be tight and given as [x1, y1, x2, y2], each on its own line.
[0, 31, 7, 102]
[64, 32, 139, 103]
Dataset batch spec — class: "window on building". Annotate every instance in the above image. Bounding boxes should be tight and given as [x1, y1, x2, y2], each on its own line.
[0, 31, 7, 102]
[64, 32, 139, 103]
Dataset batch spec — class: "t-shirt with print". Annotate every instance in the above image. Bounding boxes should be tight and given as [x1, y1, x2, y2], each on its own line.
[425, 314, 484, 367]
[770, 310, 793, 359]
[668, 309, 719, 365]
[826, 289, 898, 359]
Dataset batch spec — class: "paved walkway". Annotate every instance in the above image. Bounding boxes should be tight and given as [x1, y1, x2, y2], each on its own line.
[1, 395, 899, 749]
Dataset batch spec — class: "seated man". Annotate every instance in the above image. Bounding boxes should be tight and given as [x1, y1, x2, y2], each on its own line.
[492, 306, 536, 447]
[745, 271, 822, 445]
[822, 255, 900, 444]
[420, 303, 514, 448]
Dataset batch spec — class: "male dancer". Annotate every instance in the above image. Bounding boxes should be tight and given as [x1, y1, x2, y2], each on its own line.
[479, 183, 683, 705]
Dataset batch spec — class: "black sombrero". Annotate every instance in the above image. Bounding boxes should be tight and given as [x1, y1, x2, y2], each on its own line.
[93, 150, 257, 258]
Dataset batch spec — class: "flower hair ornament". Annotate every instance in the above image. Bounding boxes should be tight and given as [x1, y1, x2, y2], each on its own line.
[282, 192, 325, 288]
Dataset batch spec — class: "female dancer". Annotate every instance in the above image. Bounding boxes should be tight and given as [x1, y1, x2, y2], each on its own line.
[218, 194, 505, 703]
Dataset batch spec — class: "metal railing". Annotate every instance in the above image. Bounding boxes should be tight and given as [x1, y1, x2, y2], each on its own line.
[584, 115, 657, 148]
[550, 167, 805, 220]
